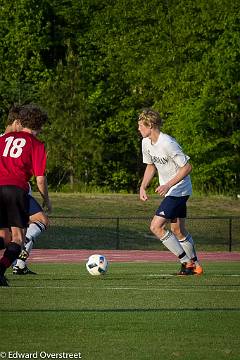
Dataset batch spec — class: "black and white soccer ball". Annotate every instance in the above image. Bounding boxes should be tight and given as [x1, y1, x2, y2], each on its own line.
[86, 254, 109, 276]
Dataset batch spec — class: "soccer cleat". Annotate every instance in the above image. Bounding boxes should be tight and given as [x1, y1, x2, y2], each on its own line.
[18, 249, 29, 261]
[193, 264, 204, 275]
[177, 262, 194, 276]
[13, 266, 37, 275]
[0, 274, 9, 286]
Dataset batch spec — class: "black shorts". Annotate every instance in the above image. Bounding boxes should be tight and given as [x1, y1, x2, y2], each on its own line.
[29, 195, 43, 216]
[0, 185, 29, 228]
[156, 196, 189, 220]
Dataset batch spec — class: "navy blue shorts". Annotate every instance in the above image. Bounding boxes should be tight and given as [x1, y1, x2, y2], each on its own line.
[156, 196, 189, 220]
[28, 195, 43, 216]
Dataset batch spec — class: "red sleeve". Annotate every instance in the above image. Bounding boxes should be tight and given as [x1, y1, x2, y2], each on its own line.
[31, 140, 47, 176]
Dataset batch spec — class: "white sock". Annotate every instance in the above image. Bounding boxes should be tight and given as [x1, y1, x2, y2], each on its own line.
[12, 222, 46, 269]
[179, 234, 200, 266]
[25, 239, 34, 254]
[161, 230, 191, 263]
[26, 221, 46, 243]
[24, 221, 46, 257]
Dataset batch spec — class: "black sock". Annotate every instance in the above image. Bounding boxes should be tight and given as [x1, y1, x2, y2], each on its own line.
[0, 237, 5, 250]
[0, 242, 21, 275]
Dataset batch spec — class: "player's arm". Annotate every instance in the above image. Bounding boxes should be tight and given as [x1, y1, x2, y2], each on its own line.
[155, 162, 192, 196]
[32, 141, 52, 213]
[36, 175, 52, 214]
[140, 164, 156, 201]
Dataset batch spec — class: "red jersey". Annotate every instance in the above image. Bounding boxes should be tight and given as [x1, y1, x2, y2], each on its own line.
[0, 131, 47, 191]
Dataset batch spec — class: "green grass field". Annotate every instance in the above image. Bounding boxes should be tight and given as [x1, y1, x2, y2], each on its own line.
[32, 193, 240, 251]
[1, 261, 240, 360]
[36, 215, 240, 251]
[39, 193, 240, 218]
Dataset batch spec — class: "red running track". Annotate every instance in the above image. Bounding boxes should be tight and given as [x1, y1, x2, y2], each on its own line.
[24, 249, 240, 263]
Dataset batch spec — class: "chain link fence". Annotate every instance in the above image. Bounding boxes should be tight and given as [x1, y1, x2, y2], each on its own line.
[35, 216, 240, 252]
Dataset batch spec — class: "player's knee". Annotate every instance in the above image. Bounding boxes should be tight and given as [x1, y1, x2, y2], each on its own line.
[30, 212, 49, 228]
[171, 226, 185, 239]
[150, 222, 165, 238]
[150, 222, 156, 234]
[40, 214, 49, 228]
[171, 228, 181, 238]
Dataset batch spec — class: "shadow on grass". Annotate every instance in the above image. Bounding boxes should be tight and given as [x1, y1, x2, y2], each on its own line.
[36, 224, 158, 250]
[35, 216, 240, 251]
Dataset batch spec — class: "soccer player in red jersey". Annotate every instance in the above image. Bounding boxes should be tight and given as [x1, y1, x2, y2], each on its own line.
[3, 110, 50, 275]
[0, 104, 51, 286]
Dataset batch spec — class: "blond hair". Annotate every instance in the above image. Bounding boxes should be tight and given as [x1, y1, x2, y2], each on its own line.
[138, 109, 162, 128]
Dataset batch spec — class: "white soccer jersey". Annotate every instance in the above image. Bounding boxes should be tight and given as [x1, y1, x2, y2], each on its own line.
[142, 132, 192, 197]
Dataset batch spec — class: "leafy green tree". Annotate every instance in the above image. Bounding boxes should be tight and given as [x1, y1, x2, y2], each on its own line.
[0, 0, 239, 193]
[162, 0, 240, 194]
[0, 0, 53, 109]
[39, 48, 102, 190]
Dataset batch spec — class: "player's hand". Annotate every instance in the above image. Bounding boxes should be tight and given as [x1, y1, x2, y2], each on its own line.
[155, 184, 170, 197]
[140, 187, 148, 201]
[43, 199, 52, 214]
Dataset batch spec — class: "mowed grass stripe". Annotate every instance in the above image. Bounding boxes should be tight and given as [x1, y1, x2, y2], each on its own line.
[1, 262, 240, 360]
[2, 308, 240, 313]
[2, 285, 240, 292]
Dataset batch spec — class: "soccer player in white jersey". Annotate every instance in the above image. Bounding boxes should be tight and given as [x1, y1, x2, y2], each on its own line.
[138, 109, 203, 275]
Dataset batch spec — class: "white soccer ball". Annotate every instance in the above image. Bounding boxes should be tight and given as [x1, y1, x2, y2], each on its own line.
[86, 254, 109, 276]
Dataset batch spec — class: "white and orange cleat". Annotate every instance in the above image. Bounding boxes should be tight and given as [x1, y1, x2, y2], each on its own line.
[193, 264, 204, 275]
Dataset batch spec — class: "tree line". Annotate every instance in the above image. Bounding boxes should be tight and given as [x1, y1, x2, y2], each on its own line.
[0, 0, 239, 195]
